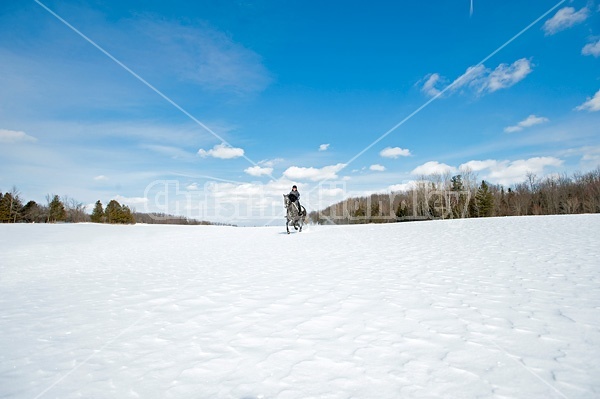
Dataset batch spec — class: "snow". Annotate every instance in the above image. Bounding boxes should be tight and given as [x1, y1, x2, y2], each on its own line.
[1, 214, 599, 398]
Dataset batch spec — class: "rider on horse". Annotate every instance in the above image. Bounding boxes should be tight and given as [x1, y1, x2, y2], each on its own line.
[285, 185, 305, 233]
[288, 185, 302, 214]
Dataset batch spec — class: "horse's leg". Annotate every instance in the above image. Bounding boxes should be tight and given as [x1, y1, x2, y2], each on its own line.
[286, 219, 290, 234]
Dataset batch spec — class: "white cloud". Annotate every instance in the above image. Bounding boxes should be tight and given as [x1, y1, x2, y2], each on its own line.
[582, 40, 600, 57]
[244, 165, 274, 177]
[319, 144, 330, 151]
[142, 144, 193, 159]
[186, 183, 200, 191]
[423, 59, 533, 97]
[421, 73, 442, 97]
[94, 175, 109, 181]
[320, 187, 345, 197]
[451, 65, 487, 91]
[0, 129, 37, 143]
[543, 7, 589, 36]
[459, 159, 499, 172]
[198, 143, 245, 159]
[411, 157, 564, 186]
[504, 114, 549, 133]
[487, 157, 564, 186]
[559, 145, 600, 162]
[389, 181, 417, 192]
[515, 115, 549, 128]
[575, 89, 600, 112]
[206, 181, 277, 200]
[192, 178, 351, 223]
[411, 161, 457, 176]
[583, 153, 600, 162]
[137, 19, 272, 94]
[113, 195, 149, 207]
[579, 146, 600, 166]
[283, 163, 346, 181]
[484, 59, 533, 93]
[258, 158, 283, 168]
[369, 164, 386, 172]
[380, 147, 411, 158]
[460, 157, 564, 186]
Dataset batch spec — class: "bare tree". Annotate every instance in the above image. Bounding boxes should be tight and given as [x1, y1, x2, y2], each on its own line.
[526, 172, 538, 193]
[63, 196, 89, 223]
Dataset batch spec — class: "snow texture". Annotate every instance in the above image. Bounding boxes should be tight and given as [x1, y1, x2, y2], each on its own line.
[1, 215, 599, 398]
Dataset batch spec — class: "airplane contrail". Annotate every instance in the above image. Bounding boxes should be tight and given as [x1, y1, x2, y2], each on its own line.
[470, 0, 474, 17]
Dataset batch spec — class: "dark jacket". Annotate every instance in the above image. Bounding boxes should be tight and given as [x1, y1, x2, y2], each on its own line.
[288, 190, 300, 203]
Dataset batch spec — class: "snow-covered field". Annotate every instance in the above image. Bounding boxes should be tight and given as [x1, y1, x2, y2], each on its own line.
[1, 215, 599, 399]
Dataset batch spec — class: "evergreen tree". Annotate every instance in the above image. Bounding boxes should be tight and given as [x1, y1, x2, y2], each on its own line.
[121, 205, 135, 224]
[475, 180, 494, 217]
[352, 204, 366, 224]
[91, 200, 105, 223]
[0, 193, 8, 222]
[0, 191, 23, 223]
[468, 196, 477, 218]
[451, 175, 464, 191]
[450, 175, 469, 218]
[21, 200, 42, 223]
[104, 200, 135, 224]
[370, 200, 380, 223]
[498, 187, 510, 216]
[105, 200, 121, 224]
[48, 195, 67, 222]
[396, 200, 408, 219]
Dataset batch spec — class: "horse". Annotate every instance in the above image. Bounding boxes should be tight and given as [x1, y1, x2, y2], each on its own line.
[283, 194, 306, 234]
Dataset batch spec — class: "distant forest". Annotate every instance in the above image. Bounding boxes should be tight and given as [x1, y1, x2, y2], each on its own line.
[308, 168, 600, 225]
[0, 192, 220, 225]
[2, 168, 599, 225]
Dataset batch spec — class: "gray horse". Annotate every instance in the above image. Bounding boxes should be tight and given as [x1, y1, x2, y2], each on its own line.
[284, 194, 306, 234]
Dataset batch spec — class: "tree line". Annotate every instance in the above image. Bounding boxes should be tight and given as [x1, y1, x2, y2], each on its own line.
[131, 212, 220, 225]
[0, 188, 217, 225]
[90, 200, 135, 224]
[308, 167, 600, 224]
[0, 189, 87, 223]
[4, 167, 598, 226]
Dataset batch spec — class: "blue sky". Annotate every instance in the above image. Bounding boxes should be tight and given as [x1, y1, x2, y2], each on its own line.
[1, 0, 599, 224]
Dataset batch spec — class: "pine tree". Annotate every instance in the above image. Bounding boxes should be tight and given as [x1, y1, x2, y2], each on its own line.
[450, 175, 469, 218]
[0, 193, 9, 223]
[352, 203, 366, 224]
[48, 195, 67, 222]
[0, 192, 23, 223]
[451, 175, 464, 191]
[120, 205, 135, 224]
[105, 200, 121, 224]
[103, 200, 135, 224]
[475, 180, 494, 217]
[91, 200, 105, 223]
[498, 187, 510, 216]
[370, 200, 380, 223]
[21, 200, 41, 223]
[396, 200, 408, 219]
